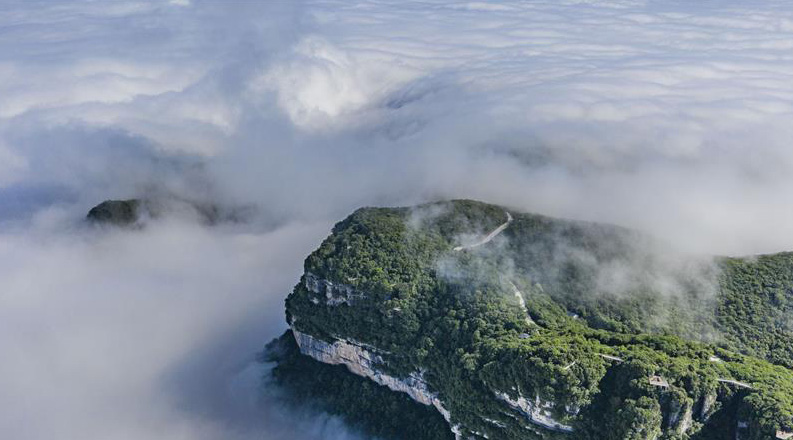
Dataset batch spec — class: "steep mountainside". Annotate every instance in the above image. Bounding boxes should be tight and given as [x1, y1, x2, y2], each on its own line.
[270, 200, 793, 440]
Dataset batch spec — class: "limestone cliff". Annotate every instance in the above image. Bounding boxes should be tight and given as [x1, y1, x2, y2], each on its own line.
[303, 272, 366, 306]
[291, 280, 580, 439]
[291, 328, 458, 434]
[494, 391, 574, 433]
[281, 200, 793, 440]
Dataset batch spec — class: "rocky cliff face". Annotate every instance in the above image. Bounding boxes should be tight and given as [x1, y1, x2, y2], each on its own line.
[282, 200, 793, 440]
[291, 327, 461, 437]
[494, 391, 574, 433]
[291, 279, 577, 439]
[303, 272, 366, 306]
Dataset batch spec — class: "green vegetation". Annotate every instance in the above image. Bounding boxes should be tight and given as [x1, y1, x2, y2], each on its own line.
[276, 200, 793, 439]
[86, 199, 141, 225]
[264, 332, 453, 440]
[718, 253, 793, 368]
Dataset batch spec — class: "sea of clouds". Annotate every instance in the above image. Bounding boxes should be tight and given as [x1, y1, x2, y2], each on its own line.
[3, 0, 793, 439]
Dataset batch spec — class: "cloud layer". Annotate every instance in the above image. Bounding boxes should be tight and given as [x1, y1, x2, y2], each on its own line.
[4, 0, 793, 439]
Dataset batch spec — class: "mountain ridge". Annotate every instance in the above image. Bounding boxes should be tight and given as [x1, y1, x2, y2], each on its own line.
[272, 199, 793, 439]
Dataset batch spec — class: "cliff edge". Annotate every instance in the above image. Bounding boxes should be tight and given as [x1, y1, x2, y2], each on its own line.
[272, 200, 793, 440]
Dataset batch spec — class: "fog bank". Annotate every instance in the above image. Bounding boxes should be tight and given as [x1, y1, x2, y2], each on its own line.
[3, 1, 793, 439]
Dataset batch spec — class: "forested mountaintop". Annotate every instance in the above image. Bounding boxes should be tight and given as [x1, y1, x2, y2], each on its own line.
[86, 197, 247, 226]
[273, 200, 793, 440]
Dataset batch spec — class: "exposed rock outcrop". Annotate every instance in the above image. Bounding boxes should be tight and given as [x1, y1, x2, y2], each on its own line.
[698, 391, 717, 420]
[281, 200, 793, 440]
[304, 272, 366, 306]
[667, 398, 693, 434]
[291, 328, 458, 436]
[494, 390, 574, 433]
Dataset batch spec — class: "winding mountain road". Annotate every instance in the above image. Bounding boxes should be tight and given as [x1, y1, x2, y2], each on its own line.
[717, 378, 753, 389]
[597, 353, 625, 362]
[452, 212, 756, 392]
[453, 211, 513, 251]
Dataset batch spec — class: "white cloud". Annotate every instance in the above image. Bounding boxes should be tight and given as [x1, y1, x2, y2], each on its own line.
[0, 59, 202, 118]
[0, 142, 27, 186]
[5, 0, 793, 439]
[0, 219, 363, 440]
[254, 35, 422, 130]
